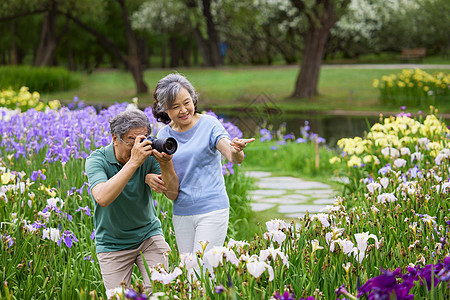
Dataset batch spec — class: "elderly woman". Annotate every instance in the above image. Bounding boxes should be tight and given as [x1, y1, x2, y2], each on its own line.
[148, 73, 254, 256]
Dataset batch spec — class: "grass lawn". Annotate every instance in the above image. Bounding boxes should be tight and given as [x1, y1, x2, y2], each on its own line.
[43, 65, 450, 114]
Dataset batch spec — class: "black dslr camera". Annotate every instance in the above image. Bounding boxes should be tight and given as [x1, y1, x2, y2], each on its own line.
[141, 136, 178, 155]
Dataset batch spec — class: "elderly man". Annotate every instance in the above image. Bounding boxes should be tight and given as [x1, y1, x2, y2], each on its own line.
[85, 108, 178, 293]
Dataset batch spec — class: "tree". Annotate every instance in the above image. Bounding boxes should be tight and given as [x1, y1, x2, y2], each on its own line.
[184, 0, 221, 67]
[290, 0, 351, 99]
[132, 0, 193, 68]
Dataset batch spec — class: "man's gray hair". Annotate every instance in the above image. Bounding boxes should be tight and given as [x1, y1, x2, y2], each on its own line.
[153, 73, 198, 114]
[109, 109, 151, 140]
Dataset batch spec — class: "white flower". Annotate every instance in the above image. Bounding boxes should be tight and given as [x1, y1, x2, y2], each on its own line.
[203, 246, 239, 268]
[330, 238, 354, 256]
[379, 177, 389, 189]
[377, 193, 397, 204]
[394, 158, 407, 168]
[371, 205, 380, 213]
[400, 147, 411, 156]
[353, 232, 379, 263]
[263, 230, 286, 245]
[38, 211, 51, 219]
[227, 238, 249, 251]
[150, 267, 182, 285]
[366, 182, 381, 194]
[381, 147, 399, 158]
[259, 247, 289, 267]
[411, 152, 424, 162]
[42, 228, 60, 242]
[314, 213, 331, 227]
[246, 260, 274, 281]
[325, 227, 345, 244]
[179, 252, 200, 270]
[105, 287, 123, 299]
[310, 239, 324, 255]
[266, 219, 288, 231]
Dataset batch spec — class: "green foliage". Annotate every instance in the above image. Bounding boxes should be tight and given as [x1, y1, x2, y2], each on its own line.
[0, 66, 82, 93]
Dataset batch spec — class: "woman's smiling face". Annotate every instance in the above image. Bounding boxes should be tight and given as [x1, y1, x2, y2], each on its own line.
[166, 87, 196, 129]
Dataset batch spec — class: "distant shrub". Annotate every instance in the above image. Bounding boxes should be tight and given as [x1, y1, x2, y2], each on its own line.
[373, 68, 450, 106]
[0, 65, 82, 93]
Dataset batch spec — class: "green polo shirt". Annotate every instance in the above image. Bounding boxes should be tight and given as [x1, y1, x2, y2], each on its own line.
[85, 143, 163, 253]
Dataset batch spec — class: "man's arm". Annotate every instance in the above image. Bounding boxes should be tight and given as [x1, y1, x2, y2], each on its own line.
[92, 135, 152, 207]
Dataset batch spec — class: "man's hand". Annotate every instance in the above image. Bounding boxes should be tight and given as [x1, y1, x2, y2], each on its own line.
[129, 135, 153, 166]
[145, 173, 167, 193]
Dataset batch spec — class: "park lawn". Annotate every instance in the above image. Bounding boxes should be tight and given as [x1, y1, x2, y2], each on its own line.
[43, 65, 450, 114]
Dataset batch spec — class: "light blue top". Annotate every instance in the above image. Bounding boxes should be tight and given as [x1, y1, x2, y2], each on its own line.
[157, 114, 230, 216]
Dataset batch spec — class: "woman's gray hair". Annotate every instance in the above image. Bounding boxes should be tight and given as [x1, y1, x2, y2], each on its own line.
[109, 109, 151, 140]
[152, 73, 199, 124]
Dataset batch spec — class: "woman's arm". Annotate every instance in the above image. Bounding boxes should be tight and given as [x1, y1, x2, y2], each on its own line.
[216, 137, 255, 164]
[149, 151, 179, 200]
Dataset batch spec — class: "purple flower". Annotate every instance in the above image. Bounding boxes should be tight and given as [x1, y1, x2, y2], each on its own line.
[296, 137, 307, 143]
[284, 133, 295, 141]
[436, 257, 450, 281]
[273, 291, 296, 300]
[358, 268, 414, 300]
[270, 146, 277, 150]
[222, 161, 235, 175]
[335, 284, 349, 297]
[317, 137, 326, 144]
[3, 234, 14, 248]
[260, 128, 272, 142]
[378, 164, 392, 175]
[214, 284, 226, 294]
[57, 230, 79, 248]
[75, 205, 91, 216]
[91, 229, 95, 240]
[84, 255, 95, 262]
[30, 170, 46, 181]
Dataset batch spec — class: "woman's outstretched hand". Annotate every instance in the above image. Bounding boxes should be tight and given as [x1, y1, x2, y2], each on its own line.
[230, 138, 255, 152]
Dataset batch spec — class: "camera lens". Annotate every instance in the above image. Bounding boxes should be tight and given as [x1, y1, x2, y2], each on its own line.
[163, 137, 177, 155]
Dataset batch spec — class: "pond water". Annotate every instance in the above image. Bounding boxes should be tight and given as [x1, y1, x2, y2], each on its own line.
[219, 110, 450, 148]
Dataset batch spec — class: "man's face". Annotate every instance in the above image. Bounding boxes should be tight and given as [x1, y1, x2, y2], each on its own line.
[113, 127, 148, 163]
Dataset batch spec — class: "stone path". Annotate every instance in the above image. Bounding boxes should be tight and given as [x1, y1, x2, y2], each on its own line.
[246, 171, 338, 219]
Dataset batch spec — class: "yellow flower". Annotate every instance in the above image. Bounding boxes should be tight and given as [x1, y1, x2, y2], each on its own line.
[329, 156, 341, 164]
[373, 79, 379, 88]
[48, 100, 61, 110]
[1, 172, 15, 185]
[347, 155, 362, 168]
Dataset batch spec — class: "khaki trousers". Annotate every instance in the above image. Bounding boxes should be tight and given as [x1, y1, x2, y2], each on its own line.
[97, 235, 170, 292]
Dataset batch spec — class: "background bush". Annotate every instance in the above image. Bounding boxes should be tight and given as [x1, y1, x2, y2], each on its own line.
[0, 66, 82, 93]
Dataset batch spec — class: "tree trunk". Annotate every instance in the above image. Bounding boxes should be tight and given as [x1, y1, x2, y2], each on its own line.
[291, 24, 329, 98]
[185, 0, 221, 67]
[34, 7, 58, 66]
[290, 0, 350, 99]
[67, 22, 76, 71]
[116, 0, 148, 94]
[169, 36, 180, 68]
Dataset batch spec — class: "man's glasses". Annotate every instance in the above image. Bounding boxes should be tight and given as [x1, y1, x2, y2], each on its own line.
[120, 137, 136, 147]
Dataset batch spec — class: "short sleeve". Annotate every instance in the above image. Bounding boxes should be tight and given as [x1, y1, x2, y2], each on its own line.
[85, 154, 108, 190]
[209, 117, 231, 150]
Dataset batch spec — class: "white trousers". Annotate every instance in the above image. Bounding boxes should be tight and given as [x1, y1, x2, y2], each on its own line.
[172, 208, 229, 255]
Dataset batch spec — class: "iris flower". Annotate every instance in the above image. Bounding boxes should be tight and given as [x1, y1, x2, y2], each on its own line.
[57, 230, 79, 248]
